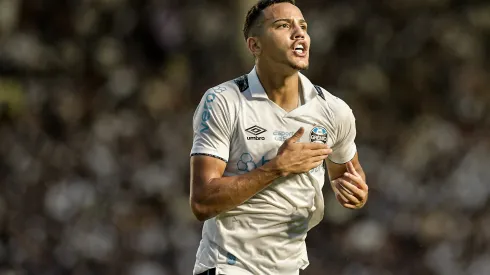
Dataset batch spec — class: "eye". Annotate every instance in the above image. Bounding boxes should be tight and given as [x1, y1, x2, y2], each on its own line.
[301, 25, 308, 30]
[279, 23, 290, 29]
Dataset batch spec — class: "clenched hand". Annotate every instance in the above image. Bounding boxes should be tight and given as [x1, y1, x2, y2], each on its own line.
[331, 161, 368, 209]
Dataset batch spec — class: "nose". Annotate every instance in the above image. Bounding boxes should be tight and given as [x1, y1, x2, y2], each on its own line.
[292, 22, 305, 39]
[294, 30, 304, 39]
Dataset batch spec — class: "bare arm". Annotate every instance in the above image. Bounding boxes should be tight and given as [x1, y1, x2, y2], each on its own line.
[326, 152, 368, 209]
[190, 156, 282, 221]
[190, 127, 332, 221]
[326, 152, 365, 182]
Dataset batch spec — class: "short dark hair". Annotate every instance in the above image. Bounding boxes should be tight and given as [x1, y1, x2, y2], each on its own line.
[243, 0, 296, 41]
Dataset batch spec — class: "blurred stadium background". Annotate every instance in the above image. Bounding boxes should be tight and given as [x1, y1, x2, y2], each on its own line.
[0, 0, 490, 274]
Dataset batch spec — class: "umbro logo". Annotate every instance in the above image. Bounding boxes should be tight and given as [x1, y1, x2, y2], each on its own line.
[246, 125, 266, 135]
[245, 125, 267, 140]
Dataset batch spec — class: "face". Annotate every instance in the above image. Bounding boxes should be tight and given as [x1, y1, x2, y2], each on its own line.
[252, 3, 310, 71]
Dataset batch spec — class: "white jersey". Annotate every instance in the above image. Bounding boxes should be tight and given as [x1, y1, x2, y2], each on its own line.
[190, 67, 357, 275]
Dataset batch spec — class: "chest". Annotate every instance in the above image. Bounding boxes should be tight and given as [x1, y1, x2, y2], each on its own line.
[228, 99, 336, 173]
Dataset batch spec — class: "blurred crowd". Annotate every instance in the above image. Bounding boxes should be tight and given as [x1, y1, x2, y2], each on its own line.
[0, 0, 489, 274]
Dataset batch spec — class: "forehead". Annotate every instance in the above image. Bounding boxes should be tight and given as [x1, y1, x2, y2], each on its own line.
[261, 3, 304, 22]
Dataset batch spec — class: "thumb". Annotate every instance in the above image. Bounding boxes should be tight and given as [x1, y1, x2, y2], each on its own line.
[288, 127, 304, 143]
[346, 161, 357, 175]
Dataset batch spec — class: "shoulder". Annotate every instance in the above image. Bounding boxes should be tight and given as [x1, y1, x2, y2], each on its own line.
[313, 85, 354, 121]
[193, 76, 247, 131]
[200, 75, 247, 105]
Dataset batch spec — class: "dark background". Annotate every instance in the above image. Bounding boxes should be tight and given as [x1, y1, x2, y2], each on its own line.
[0, 0, 489, 274]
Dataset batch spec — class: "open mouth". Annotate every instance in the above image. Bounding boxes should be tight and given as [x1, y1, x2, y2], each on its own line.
[293, 44, 307, 56]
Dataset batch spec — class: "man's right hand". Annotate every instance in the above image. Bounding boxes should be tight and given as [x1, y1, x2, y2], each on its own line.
[270, 127, 332, 177]
[190, 127, 331, 221]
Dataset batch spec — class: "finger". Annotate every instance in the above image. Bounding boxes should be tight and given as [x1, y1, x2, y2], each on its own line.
[333, 179, 354, 197]
[309, 160, 324, 169]
[343, 172, 368, 191]
[303, 156, 324, 168]
[346, 161, 359, 177]
[303, 142, 331, 150]
[310, 148, 332, 157]
[336, 193, 348, 204]
[337, 187, 361, 204]
[341, 203, 358, 209]
[346, 161, 354, 173]
[333, 178, 352, 194]
[288, 127, 304, 143]
[336, 191, 350, 204]
[338, 178, 364, 198]
[311, 155, 327, 161]
[337, 194, 362, 209]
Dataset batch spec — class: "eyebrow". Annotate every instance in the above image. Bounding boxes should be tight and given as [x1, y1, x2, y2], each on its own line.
[272, 18, 307, 24]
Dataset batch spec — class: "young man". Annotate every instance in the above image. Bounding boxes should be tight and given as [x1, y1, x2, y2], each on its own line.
[189, 1, 368, 274]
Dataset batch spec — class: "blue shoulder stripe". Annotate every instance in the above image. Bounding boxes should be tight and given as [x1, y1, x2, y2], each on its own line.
[233, 75, 249, 92]
[314, 85, 325, 101]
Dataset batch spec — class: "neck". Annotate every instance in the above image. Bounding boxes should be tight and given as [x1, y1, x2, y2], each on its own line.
[255, 61, 301, 112]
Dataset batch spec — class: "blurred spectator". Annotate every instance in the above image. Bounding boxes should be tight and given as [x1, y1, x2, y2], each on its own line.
[0, 0, 489, 274]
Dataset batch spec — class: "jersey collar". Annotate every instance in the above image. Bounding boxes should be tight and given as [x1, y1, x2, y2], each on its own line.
[247, 66, 317, 102]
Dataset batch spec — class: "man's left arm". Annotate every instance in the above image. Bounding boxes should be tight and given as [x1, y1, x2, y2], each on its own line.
[326, 153, 368, 209]
[324, 99, 368, 209]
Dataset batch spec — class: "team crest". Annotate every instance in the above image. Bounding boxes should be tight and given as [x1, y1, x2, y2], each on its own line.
[310, 126, 328, 144]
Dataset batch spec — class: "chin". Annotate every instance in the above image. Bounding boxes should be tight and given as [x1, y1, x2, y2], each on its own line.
[288, 57, 309, 71]
[291, 62, 309, 71]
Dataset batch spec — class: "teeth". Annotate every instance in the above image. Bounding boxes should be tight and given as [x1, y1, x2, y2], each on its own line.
[295, 45, 304, 50]
[295, 49, 304, 54]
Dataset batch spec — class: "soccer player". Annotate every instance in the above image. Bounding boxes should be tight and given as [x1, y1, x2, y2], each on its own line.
[189, 0, 368, 274]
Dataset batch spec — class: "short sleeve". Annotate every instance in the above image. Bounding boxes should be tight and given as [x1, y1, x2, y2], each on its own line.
[190, 87, 236, 162]
[328, 101, 357, 164]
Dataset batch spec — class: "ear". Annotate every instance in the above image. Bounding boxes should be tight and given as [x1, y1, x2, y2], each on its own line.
[247, 37, 261, 57]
